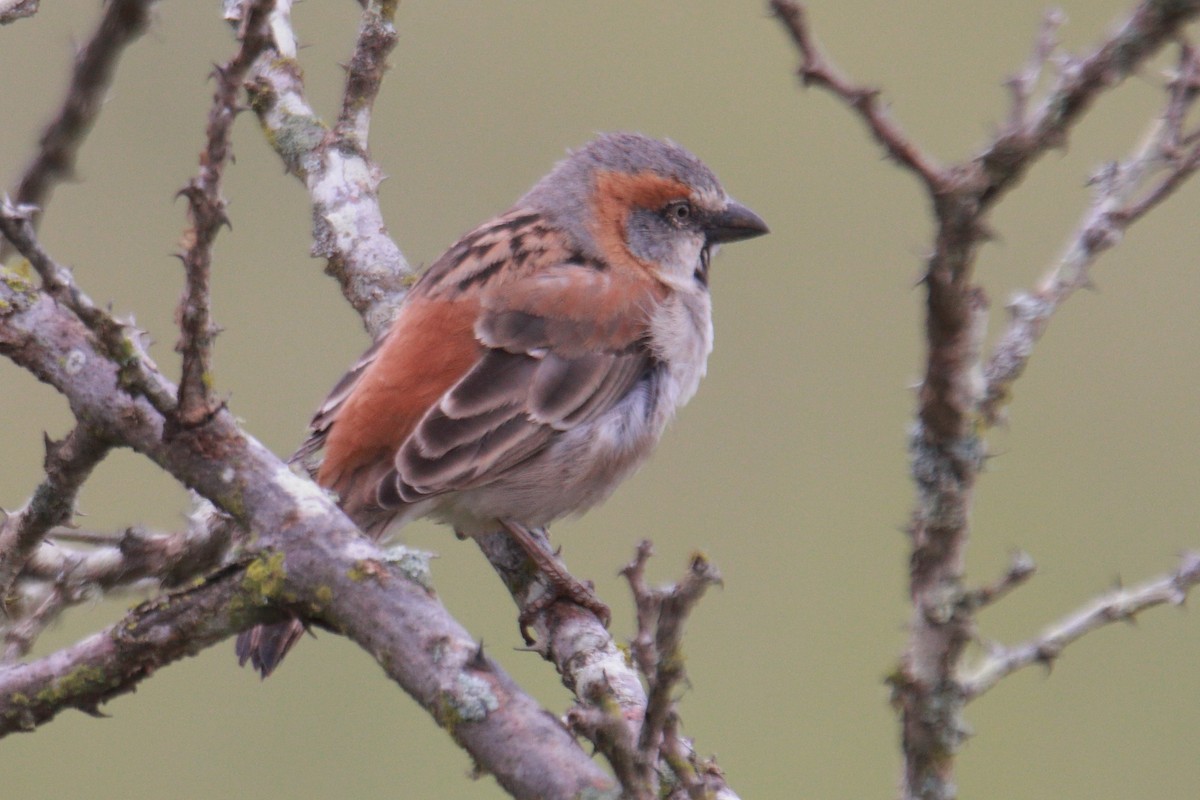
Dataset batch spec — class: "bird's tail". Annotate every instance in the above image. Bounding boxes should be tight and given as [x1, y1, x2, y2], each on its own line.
[236, 618, 307, 678]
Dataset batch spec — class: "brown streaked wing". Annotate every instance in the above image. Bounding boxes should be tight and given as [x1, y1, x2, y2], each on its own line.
[290, 336, 385, 468]
[417, 209, 554, 300]
[379, 261, 661, 507]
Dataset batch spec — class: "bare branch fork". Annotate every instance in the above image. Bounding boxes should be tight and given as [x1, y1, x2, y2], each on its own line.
[0, 425, 110, 659]
[0, 224, 617, 794]
[0, 1, 734, 797]
[771, 2, 1200, 799]
[962, 552, 1200, 699]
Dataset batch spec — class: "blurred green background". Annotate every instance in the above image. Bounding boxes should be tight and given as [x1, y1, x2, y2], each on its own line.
[2, 2, 1198, 797]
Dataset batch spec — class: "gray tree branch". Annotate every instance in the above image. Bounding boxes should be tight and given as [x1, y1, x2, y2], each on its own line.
[0, 250, 616, 798]
[0, 1, 737, 795]
[961, 552, 1200, 699]
[1, 0, 157, 259]
[772, 3, 1200, 799]
[175, 0, 276, 426]
[0, 424, 110, 624]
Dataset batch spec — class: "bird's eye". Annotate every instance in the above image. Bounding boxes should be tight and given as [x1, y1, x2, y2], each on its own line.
[664, 200, 692, 224]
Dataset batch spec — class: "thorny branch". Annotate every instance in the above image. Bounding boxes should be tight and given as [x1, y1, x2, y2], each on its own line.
[983, 41, 1200, 425]
[0, 561, 282, 732]
[0, 258, 616, 798]
[962, 553, 1200, 699]
[4, 515, 232, 661]
[175, 0, 276, 426]
[960, 551, 1037, 613]
[0, 203, 178, 417]
[773, 3, 1200, 800]
[0, 425, 110, 615]
[2, 0, 156, 261]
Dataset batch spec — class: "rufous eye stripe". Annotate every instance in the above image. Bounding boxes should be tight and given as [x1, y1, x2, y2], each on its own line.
[589, 170, 691, 276]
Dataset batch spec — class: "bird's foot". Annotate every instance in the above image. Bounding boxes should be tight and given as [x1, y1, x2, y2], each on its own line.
[500, 520, 612, 644]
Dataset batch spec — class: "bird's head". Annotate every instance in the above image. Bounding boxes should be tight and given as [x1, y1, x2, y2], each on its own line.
[521, 132, 768, 288]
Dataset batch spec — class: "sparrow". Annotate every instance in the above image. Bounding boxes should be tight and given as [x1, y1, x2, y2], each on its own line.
[237, 132, 768, 675]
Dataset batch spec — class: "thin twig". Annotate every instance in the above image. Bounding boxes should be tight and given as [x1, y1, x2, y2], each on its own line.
[36, 529, 122, 546]
[335, 0, 398, 148]
[639, 551, 722, 757]
[661, 712, 734, 800]
[174, 0, 276, 426]
[978, 0, 1200, 207]
[961, 552, 1200, 699]
[31, 517, 231, 592]
[1, 0, 156, 259]
[982, 42, 1200, 425]
[961, 551, 1037, 612]
[0, 204, 178, 416]
[614, 541, 725, 798]
[3, 519, 232, 661]
[2, 584, 68, 661]
[0, 425, 110, 609]
[769, 0, 947, 194]
[1006, 10, 1066, 130]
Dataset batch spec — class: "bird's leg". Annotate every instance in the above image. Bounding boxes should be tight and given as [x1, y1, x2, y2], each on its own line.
[498, 520, 612, 640]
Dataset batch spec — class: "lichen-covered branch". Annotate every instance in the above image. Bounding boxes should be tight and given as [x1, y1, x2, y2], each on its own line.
[244, 0, 411, 337]
[475, 529, 649, 729]
[0, 560, 280, 733]
[773, 4, 1200, 799]
[0, 202, 178, 417]
[334, 0, 396, 148]
[0, 267, 616, 799]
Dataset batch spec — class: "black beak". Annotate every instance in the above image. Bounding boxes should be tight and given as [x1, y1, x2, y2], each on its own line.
[704, 200, 769, 245]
